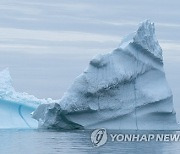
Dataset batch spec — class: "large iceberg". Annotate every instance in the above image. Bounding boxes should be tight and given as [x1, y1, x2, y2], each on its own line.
[1, 20, 178, 130]
[32, 20, 179, 130]
[0, 68, 55, 128]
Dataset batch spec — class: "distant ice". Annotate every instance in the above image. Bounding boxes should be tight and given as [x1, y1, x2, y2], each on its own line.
[0, 68, 56, 128]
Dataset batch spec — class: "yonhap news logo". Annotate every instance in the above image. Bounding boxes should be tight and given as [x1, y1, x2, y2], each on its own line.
[91, 129, 180, 147]
[91, 128, 108, 147]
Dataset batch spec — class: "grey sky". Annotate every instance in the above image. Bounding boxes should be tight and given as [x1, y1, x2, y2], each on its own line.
[0, 0, 180, 120]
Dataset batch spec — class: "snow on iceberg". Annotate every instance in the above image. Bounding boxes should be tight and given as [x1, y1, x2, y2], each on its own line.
[33, 20, 178, 130]
[0, 68, 55, 128]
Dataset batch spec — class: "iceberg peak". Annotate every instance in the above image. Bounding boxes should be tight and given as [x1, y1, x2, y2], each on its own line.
[120, 20, 163, 61]
[136, 20, 155, 37]
[0, 68, 11, 80]
[0, 68, 13, 92]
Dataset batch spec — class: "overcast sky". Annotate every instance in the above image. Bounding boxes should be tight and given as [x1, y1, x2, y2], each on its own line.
[0, 0, 180, 120]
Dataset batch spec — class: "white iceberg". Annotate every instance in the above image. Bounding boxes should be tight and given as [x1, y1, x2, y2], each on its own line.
[0, 20, 178, 130]
[32, 20, 179, 130]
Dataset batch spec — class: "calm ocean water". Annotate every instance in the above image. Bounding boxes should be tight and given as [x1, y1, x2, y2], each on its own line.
[0, 129, 180, 154]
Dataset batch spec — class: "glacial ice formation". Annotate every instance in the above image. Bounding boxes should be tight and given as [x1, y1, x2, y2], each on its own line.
[0, 20, 178, 130]
[32, 20, 179, 130]
[0, 68, 54, 128]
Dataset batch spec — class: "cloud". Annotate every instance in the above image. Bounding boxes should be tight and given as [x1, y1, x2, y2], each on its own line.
[0, 27, 120, 42]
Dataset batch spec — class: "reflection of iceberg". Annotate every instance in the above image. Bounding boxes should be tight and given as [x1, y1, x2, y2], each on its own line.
[32, 20, 179, 130]
[0, 69, 54, 128]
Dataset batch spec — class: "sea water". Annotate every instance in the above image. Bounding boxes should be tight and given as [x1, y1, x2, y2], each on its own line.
[0, 129, 180, 154]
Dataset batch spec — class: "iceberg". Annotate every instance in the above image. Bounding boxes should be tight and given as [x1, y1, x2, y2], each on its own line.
[32, 20, 179, 130]
[0, 68, 55, 128]
[0, 20, 178, 130]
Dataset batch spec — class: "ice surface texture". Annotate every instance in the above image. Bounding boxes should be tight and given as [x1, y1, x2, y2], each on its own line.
[1, 20, 178, 130]
[32, 20, 179, 130]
